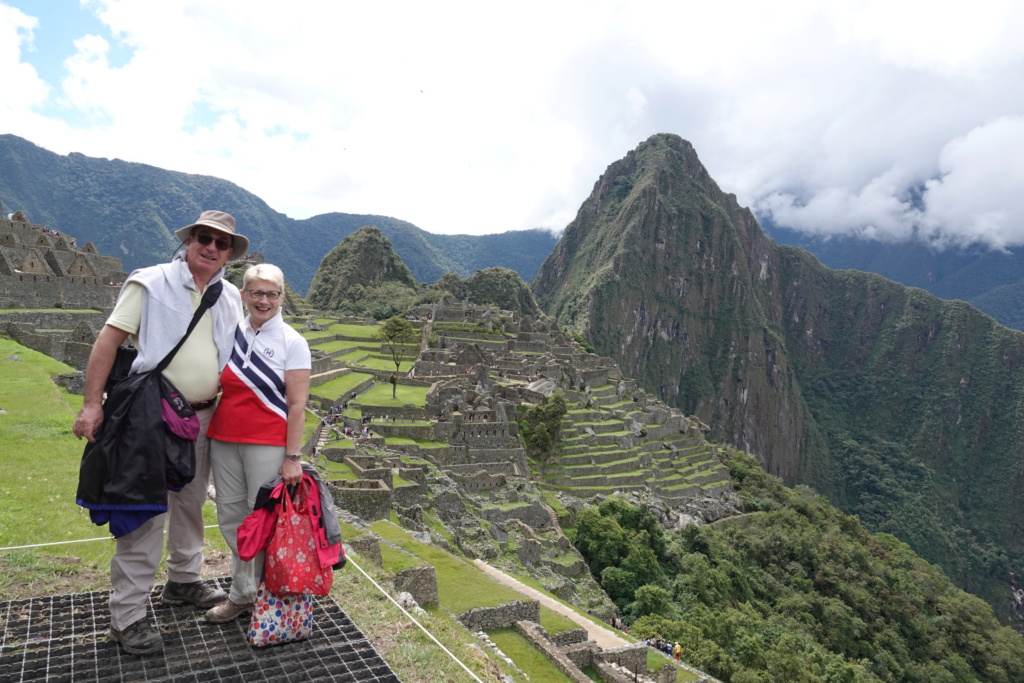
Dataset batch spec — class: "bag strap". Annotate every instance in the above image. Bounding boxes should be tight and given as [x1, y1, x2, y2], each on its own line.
[154, 280, 224, 374]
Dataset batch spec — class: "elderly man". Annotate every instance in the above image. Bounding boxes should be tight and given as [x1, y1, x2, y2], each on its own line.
[73, 210, 247, 655]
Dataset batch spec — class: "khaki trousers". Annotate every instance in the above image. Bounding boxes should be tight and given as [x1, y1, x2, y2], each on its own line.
[209, 439, 285, 605]
[108, 406, 214, 629]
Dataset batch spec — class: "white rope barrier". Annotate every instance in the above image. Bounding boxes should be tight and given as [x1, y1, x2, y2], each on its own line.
[346, 555, 484, 683]
[0, 525, 220, 552]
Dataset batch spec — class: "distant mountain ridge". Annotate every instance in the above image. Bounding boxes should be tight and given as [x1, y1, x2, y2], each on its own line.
[766, 225, 1024, 331]
[532, 133, 1024, 628]
[0, 134, 558, 293]
[7, 132, 1024, 328]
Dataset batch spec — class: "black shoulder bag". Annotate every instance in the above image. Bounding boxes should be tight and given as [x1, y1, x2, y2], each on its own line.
[77, 281, 224, 514]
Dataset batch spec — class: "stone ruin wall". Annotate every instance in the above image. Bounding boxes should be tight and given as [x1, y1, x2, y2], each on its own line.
[449, 470, 506, 492]
[458, 600, 540, 631]
[479, 502, 551, 528]
[0, 210, 131, 368]
[327, 479, 392, 522]
[0, 213, 126, 311]
[346, 535, 383, 567]
[444, 462, 516, 477]
[393, 566, 439, 606]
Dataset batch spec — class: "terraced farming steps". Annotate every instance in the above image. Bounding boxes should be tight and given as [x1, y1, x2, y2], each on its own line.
[536, 396, 731, 504]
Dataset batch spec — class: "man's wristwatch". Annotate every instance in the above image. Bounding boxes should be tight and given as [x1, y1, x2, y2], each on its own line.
[285, 454, 302, 461]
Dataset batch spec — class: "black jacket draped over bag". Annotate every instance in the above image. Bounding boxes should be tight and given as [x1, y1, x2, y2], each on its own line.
[76, 369, 197, 513]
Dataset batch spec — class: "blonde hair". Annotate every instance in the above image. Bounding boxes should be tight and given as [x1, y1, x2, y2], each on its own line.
[243, 263, 285, 292]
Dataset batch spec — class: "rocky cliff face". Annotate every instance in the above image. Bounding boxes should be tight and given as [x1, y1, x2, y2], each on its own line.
[534, 134, 820, 482]
[533, 133, 1024, 627]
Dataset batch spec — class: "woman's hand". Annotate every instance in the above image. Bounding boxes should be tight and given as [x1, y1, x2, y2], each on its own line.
[280, 457, 302, 485]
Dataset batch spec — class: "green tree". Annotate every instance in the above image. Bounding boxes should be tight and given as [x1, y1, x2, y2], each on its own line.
[517, 393, 567, 463]
[375, 316, 419, 396]
[572, 508, 629, 576]
[601, 566, 638, 605]
[621, 531, 664, 588]
[629, 584, 674, 618]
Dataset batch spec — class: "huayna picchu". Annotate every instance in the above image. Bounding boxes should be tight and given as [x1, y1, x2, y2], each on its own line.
[533, 132, 1024, 632]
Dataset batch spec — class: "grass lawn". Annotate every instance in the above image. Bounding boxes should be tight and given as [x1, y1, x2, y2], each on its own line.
[310, 340, 361, 355]
[385, 436, 448, 449]
[310, 371, 375, 400]
[486, 628, 574, 683]
[365, 520, 527, 616]
[415, 438, 448, 448]
[303, 410, 322, 442]
[318, 459, 358, 482]
[644, 651, 699, 682]
[356, 383, 429, 408]
[323, 436, 355, 449]
[298, 332, 336, 344]
[327, 322, 381, 338]
[0, 338, 227, 597]
[393, 473, 416, 487]
[348, 355, 415, 372]
[380, 543, 426, 573]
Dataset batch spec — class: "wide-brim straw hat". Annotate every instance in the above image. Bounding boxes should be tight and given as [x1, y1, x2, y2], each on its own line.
[174, 210, 250, 260]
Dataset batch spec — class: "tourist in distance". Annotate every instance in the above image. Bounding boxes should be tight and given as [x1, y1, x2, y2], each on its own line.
[73, 211, 247, 655]
[204, 263, 312, 623]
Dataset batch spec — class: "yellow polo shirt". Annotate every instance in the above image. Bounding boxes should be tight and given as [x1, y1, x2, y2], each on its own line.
[107, 282, 223, 403]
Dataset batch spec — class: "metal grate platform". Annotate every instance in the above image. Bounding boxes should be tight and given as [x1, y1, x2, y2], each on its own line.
[0, 579, 400, 682]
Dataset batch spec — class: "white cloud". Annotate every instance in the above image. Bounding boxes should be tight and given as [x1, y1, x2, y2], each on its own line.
[757, 166, 922, 242]
[2, 0, 1024, 247]
[921, 116, 1024, 248]
[0, 6, 51, 127]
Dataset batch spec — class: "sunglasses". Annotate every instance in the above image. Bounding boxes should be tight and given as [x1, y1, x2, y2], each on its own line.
[193, 231, 233, 252]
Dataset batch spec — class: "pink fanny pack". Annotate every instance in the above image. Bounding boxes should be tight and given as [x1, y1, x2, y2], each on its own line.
[160, 381, 200, 441]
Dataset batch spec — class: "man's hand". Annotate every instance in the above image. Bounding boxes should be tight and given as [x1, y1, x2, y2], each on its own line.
[72, 324, 130, 443]
[73, 403, 105, 443]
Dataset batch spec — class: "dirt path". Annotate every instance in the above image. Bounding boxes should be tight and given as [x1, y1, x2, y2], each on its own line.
[472, 559, 630, 650]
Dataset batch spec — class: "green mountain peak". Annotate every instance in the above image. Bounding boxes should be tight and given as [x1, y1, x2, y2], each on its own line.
[307, 225, 417, 311]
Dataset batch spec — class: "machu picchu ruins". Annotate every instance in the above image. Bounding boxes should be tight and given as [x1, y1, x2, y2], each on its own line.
[0, 206, 127, 369]
[1, 206, 730, 682]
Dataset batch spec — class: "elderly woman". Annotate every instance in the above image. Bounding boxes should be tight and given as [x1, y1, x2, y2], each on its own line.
[204, 263, 311, 623]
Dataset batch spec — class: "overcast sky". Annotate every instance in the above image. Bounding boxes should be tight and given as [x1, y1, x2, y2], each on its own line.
[3, 0, 1023, 250]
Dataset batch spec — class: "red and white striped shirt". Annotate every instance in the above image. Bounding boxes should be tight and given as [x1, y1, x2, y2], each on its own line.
[208, 314, 311, 446]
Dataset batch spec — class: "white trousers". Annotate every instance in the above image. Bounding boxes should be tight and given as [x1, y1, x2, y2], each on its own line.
[108, 406, 214, 630]
[209, 439, 285, 605]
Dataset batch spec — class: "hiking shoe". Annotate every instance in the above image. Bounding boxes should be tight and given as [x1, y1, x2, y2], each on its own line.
[161, 580, 227, 609]
[205, 598, 253, 624]
[109, 618, 163, 656]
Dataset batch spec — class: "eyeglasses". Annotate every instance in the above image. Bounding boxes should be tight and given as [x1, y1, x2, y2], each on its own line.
[193, 231, 233, 252]
[247, 290, 282, 301]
